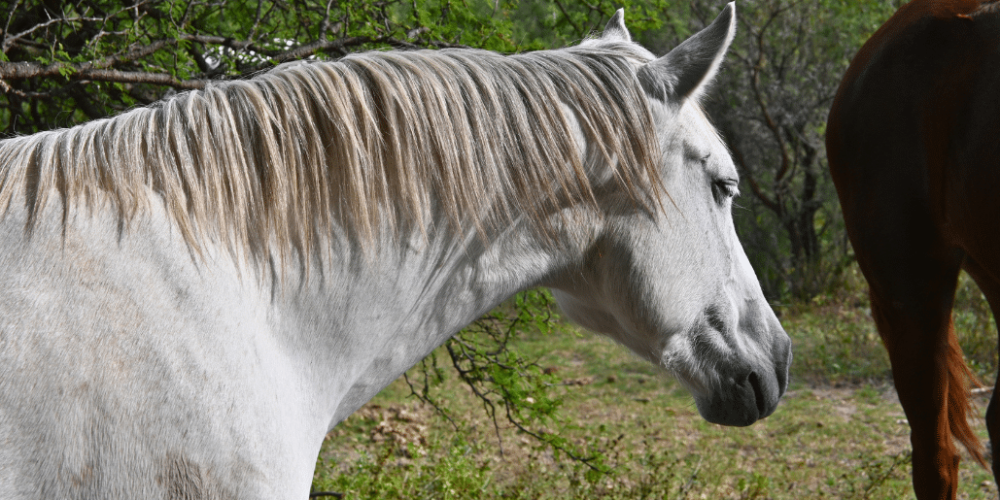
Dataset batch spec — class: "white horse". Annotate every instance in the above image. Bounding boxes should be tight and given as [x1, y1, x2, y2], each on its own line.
[0, 4, 789, 498]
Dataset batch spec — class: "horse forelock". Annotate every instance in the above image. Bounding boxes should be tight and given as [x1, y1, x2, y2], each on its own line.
[0, 43, 662, 265]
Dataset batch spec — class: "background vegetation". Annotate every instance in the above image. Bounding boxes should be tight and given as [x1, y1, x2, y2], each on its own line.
[3, 1, 998, 498]
[312, 273, 999, 499]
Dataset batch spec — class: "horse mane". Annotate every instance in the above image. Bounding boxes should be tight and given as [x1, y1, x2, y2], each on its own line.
[0, 42, 661, 263]
[974, 0, 1000, 16]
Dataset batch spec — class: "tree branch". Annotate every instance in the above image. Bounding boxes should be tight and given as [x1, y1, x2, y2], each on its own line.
[728, 138, 782, 215]
[749, 33, 790, 185]
[553, 0, 584, 38]
[0, 30, 380, 87]
[0, 56, 205, 87]
[2, 16, 104, 53]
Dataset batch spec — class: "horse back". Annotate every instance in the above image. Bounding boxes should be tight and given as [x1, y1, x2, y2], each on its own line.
[827, 0, 1000, 278]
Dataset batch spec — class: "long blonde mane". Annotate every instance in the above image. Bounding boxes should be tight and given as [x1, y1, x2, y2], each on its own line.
[0, 42, 661, 263]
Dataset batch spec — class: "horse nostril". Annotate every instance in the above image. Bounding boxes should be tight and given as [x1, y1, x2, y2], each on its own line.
[747, 371, 766, 416]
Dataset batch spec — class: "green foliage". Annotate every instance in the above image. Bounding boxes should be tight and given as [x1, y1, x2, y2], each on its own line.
[1, 0, 673, 134]
[954, 271, 999, 375]
[312, 434, 493, 499]
[831, 451, 913, 500]
[508, 0, 673, 50]
[736, 471, 771, 499]
[3, 0, 524, 132]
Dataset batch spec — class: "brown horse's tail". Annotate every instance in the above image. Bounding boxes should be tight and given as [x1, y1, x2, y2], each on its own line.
[946, 323, 988, 469]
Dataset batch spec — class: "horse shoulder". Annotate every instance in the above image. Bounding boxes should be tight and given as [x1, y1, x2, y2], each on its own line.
[0, 199, 305, 498]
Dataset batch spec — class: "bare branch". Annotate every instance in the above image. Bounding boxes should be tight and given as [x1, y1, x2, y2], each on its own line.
[2, 0, 23, 48]
[0, 78, 75, 99]
[77, 68, 205, 88]
[0, 61, 205, 90]
[3, 16, 104, 52]
[748, 25, 791, 184]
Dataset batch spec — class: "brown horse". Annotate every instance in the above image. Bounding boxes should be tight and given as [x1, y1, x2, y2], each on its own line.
[827, 0, 1000, 498]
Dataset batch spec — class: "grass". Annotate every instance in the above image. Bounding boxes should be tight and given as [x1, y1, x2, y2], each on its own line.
[312, 266, 1000, 499]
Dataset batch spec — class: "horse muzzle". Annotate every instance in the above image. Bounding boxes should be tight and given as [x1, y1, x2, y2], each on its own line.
[695, 334, 791, 427]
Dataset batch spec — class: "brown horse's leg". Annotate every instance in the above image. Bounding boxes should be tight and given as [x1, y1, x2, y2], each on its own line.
[864, 247, 965, 500]
[962, 256, 1000, 478]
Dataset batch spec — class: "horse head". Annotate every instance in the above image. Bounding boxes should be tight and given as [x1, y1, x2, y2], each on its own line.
[550, 3, 792, 426]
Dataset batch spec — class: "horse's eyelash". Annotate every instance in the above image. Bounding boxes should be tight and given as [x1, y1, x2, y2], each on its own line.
[713, 178, 739, 201]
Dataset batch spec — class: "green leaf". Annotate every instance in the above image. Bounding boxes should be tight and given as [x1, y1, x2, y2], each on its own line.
[57, 64, 76, 78]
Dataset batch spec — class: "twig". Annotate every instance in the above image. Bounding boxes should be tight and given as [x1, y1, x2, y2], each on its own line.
[403, 370, 460, 431]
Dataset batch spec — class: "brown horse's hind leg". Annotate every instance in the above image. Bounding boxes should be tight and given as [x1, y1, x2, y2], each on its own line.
[863, 245, 966, 500]
[962, 256, 1000, 478]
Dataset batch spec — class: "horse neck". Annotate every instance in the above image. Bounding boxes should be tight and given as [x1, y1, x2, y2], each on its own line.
[271, 214, 588, 428]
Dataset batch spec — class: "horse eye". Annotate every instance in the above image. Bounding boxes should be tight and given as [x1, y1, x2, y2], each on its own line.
[712, 178, 739, 204]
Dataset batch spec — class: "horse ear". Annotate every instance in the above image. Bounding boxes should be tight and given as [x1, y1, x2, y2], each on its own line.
[637, 2, 736, 104]
[602, 9, 631, 42]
